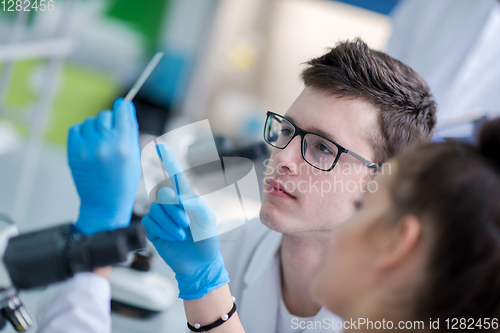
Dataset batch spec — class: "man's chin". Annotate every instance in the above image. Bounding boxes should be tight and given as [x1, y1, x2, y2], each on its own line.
[260, 206, 335, 238]
[259, 206, 293, 234]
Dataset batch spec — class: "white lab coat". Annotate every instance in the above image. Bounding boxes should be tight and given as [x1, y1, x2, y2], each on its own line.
[387, 0, 500, 134]
[219, 218, 342, 333]
[37, 272, 111, 333]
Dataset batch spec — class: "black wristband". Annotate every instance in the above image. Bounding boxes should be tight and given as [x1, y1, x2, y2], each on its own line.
[187, 302, 237, 332]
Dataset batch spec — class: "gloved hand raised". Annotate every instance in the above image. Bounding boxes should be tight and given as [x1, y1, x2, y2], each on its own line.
[68, 98, 141, 235]
[142, 144, 229, 300]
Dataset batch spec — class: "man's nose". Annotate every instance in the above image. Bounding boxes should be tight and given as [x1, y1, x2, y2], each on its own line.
[274, 136, 303, 175]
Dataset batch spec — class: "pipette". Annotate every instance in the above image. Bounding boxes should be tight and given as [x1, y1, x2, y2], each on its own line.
[125, 52, 171, 189]
[124, 51, 164, 103]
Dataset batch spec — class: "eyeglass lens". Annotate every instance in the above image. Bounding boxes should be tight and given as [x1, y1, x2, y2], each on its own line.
[265, 114, 339, 170]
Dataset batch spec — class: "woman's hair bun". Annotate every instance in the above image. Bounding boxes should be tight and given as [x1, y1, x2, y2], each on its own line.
[479, 117, 500, 170]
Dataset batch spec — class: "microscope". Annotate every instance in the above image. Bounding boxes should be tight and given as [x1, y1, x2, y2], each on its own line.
[0, 219, 146, 332]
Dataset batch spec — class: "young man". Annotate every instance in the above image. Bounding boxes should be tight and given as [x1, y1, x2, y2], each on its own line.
[40, 39, 436, 332]
[143, 39, 436, 333]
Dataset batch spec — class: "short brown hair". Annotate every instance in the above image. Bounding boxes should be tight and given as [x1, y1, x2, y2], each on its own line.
[301, 38, 436, 164]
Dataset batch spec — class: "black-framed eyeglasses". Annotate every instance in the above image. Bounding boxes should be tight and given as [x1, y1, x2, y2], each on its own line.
[263, 111, 380, 172]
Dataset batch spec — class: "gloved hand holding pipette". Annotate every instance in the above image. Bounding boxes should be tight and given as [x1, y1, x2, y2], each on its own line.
[142, 144, 230, 300]
[67, 52, 164, 235]
[68, 98, 142, 235]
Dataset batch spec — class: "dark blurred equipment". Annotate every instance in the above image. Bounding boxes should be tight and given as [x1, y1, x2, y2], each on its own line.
[130, 250, 153, 272]
[133, 95, 171, 136]
[4, 223, 146, 289]
[187, 136, 269, 175]
[0, 221, 146, 332]
[217, 138, 269, 160]
[110, 249, 176, 319]
[0, 288, 31, 332]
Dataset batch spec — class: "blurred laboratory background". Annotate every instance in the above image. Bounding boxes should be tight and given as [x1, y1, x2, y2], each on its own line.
[1, 0, 499, 331]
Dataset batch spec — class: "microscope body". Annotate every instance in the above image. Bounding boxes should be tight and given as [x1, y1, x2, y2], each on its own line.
[0, 222, 146, 332]
[0, 223, 32, 331]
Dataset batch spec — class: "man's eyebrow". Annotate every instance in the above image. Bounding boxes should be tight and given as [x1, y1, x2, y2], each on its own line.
[287, 115, 340, 143]
[308, 126, 339, 143]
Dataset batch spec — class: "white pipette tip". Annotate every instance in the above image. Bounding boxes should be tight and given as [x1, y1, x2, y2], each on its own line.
[124, 51, 165, 103]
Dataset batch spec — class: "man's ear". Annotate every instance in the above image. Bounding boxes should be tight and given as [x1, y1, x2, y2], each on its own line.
[374, 215, 422, 272]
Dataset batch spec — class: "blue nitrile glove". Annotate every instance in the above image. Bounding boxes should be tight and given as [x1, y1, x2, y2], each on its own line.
[68, 98, 142, 235]
[141, 144, 229, 300]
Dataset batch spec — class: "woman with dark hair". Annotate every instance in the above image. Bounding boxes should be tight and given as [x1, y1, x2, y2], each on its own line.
[312, 118, 500, 332]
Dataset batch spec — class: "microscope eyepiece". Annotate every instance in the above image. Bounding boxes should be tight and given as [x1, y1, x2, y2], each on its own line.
[3, 222, 146, 290]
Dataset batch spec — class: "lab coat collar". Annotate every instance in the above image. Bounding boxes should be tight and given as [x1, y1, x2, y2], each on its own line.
[242, 228, 282, 286]
[238, 229, 342, 333]
[239, 229, 282, 332]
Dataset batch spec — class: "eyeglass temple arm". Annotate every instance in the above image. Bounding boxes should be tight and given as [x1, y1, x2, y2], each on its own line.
[347, 150, 380, 170]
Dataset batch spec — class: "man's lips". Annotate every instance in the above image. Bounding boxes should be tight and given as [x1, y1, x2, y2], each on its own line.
[265, 178, 296, 199]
